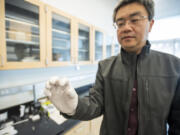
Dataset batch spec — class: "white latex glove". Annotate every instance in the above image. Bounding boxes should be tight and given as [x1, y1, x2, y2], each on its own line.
[44, 76, 78, 115]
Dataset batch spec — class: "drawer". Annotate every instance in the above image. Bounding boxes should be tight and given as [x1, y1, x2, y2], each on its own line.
[64, 121, 90, 135]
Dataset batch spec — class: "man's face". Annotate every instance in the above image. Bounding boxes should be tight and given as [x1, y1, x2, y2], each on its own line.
[115, 2, 154, 54]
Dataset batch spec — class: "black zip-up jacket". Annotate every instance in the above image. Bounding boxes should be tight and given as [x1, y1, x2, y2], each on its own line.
[63, 41, 180, 135]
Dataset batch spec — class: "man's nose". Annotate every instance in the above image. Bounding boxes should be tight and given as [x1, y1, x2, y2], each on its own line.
[121, 21, 133, 33]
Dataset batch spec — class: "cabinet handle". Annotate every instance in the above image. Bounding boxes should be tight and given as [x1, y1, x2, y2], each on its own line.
[72, 57, 76, 64]
[0, 55, 4, 67]
[45, 58, 48, 66]
[45, 6, 48, 13]
[91, 59, 93, 63]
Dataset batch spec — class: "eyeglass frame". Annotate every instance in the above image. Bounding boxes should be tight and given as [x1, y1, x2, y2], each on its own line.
[114, 14, 148, 30]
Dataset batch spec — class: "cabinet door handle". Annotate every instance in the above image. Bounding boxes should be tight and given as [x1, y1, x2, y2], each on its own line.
[0, 55, 4, 67]
[45, 58, 48, 66]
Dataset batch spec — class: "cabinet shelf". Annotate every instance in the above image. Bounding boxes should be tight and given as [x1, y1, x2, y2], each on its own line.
[52, 46, 70, 50]
[78, 49, 89, 52]
[95, 41, 103, 46]
[52, 29, 70, 35]
[5, 17, 39, 28]
[6, 30, 39, 38]
[5, 17, 40, 36]
[6, 39, 39, 46]
[53, 37, 69, 42]
[79, 35, 89, 40]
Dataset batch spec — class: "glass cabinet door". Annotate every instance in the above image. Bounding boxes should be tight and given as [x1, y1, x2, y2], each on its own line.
[5, 0, 40, 62]
[78, 24, 90, 61]
[114, 43, 120, 55]
[105, 35, 112, 58]
[95, 31, 103, 61]
[52, 13, 71, 62]
[175, 39, 180, 58]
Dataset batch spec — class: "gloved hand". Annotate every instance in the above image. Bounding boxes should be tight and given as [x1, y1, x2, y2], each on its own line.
[44, 76, 78, 115]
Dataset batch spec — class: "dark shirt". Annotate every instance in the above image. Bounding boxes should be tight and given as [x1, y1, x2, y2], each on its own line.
[127, 80, 138, 135]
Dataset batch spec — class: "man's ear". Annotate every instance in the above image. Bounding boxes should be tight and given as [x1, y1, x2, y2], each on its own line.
[149, 19, 154, 32]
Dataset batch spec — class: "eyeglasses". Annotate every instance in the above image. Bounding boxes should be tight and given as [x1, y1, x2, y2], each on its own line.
[114, 15, 148, 29]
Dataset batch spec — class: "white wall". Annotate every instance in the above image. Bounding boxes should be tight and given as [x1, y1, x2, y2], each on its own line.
[149, 15, 180, 41]
[40, 0, 118, 34]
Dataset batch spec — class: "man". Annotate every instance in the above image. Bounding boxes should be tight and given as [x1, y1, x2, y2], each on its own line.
[45, 0, 180, 134]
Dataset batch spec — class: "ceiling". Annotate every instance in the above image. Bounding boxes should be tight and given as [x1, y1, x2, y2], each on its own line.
[154, 0, 180, 19]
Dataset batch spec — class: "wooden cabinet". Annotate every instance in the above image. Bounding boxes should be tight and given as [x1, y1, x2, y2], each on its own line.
[105, 34, 113, 58]
[114, 42, 120, 55]
[0, 0, 112, 70]
[77, 20, 93, 64]
[64, 121, 90, 135]
[112, 35, 120, 56]
[0, 0, 46, 70]
[90, 116, 103, 135]
[46, 5, 75, 67]
[63, 116, 103, 135]
[93, 27, 105, 62]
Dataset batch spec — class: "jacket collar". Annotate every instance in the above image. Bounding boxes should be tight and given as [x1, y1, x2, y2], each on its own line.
[120, 40, 151, 65]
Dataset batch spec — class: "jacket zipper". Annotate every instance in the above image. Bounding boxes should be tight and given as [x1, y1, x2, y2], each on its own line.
[145, 79, 151, 121]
